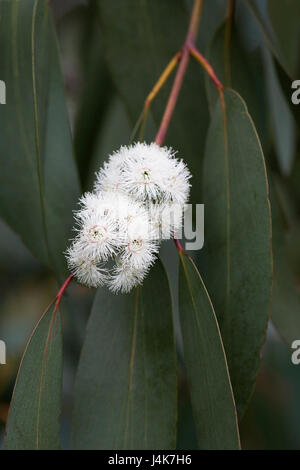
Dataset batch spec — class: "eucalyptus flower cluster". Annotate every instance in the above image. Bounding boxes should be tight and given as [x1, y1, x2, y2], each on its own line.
[66, 142, 191, 293]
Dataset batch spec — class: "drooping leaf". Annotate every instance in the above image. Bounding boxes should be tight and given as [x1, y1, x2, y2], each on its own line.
[245, 0, 300, 78]
[5, 302, 63, 450]
[97, 0, 209, 203]
[275, 63, 300, 126]
[263, 49, 296, 175]
[71, 260, 177, 450]
[206, 22, 269, 152]
[0, 0, 80, 280]
[74, 1, 114, 188]
[266, 0, 300, 78]
[179, 253, 240, 449]
[85, 97, 131, 190]
[270, 187, 300, 345]
[202, 89, 273, 418]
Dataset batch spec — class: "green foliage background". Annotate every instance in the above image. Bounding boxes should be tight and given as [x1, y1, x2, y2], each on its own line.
[0, 0, 299, 450]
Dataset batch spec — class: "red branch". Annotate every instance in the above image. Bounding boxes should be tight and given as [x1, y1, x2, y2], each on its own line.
[189, 44, 223, 89]
[154, 0, 203, 147]
[153, 0, 224, 254]
[53, 273, 74, 313]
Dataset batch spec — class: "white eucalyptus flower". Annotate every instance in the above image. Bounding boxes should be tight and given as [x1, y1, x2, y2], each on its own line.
[66, 248, 107, 288]
[120, 143, 172, 202]
[94, 162, 122, 194]
[75, 192, 102, 221]
[121, 233, 158, 271]
[109, 260, 148, 294]
[76, 212, 120, 261]
[66, 142, 191, 293]
[148, 202, 184, 240]
[108, 193, 147, 231]
[160, 159, 191, 205]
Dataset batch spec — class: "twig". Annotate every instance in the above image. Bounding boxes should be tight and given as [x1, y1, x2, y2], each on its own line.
[53, 273, 74, 314]
[154, 0, 204, 147]
[189, 44, 223, 90]
[139, 51, 182, 140]
[153, 0, 205, 253]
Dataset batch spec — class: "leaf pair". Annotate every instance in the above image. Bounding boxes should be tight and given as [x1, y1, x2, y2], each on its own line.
[5, 256, 241, 450]
[70, 255, 241, 450]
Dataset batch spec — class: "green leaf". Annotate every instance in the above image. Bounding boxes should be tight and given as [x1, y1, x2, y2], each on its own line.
[0, 0, 80, 280]
[270, 188, 300, 345]
[275, 62, 300, 126]
[263, 49, 296, 175]
[5, 302, 63, 450]
[71, 260, 177, 450]
[97, 0, 186, 122]
[266, 0, 300, 78]
[97, 0, 209, 202]
[206, 22, 268, 152]
[85, 97, 131, 191]
[74, 1, 114, 189]
[179, 254, 240, 450]
[245, 0, 300, 78]
[202, 89, 273, 417]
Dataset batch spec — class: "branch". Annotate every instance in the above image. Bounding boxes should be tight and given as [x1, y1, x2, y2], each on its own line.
[189, 44, 223, 90]
[53, 273, 74, 314]
[154, 0, 203, 147]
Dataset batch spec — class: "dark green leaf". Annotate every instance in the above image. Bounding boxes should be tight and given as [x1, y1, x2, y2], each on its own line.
[245, 0, 300, 78]
[0, 0, 80, 280]
[275, 62, 300, 126]
[74, 1, 114, 188]
[263, 49, 296, 175]
[5, 303, 62, 450]
[266, 0, 300, 78]
[85, 97, 131, 191]
[206, 22, 269, 152]
[179, 254, 240, 450]
[71, 260, 177, 450]
[202, 89, 272, 417]
[270, 188, 300, 345]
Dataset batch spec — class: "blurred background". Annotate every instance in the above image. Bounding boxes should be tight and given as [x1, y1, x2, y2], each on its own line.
[0, 0, 300, 449]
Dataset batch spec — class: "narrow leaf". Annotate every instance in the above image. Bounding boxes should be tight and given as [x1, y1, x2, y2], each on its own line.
[263, 49, 296, 175]
[0, 0, 80, 280]
[206, 22, 268, 151]
[179, 254, 240, 450]
[266, 0, 300, 77]
[5, 303, 63, 450]
[71, 260, 177, 450]
[74, 1, 114, 188]
[202, 89, 273, 417]
[270, 189, 300, 345]
[245, 0, 300, 78]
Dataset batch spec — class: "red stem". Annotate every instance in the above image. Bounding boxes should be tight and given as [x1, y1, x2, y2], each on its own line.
[54, 273, 74, 313]
[154, 0, 203, 146]
[189, 44, 223, 89]
[154, 0, 203, 253]
[154, 48, 190, 147]
[174, 238, 184, 253]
